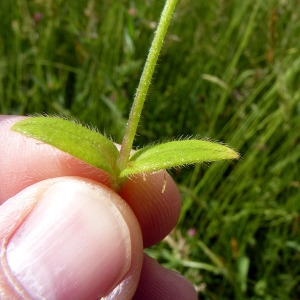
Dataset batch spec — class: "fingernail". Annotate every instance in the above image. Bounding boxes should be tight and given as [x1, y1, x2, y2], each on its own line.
[6, 178, 131, 299]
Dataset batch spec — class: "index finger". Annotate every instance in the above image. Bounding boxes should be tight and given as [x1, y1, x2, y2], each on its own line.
[0, 115, 181, 247]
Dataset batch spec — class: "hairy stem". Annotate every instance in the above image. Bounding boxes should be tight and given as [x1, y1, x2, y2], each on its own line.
[116, 0, 178, 174]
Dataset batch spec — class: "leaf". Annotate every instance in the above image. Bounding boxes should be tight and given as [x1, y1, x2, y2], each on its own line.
[12, 117, 119, 177]
[120, 139, 239, 177]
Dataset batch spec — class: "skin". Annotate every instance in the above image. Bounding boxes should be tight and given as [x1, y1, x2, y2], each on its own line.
[0, 115, 197, 299]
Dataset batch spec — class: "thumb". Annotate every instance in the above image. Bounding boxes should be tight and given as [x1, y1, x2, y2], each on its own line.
[0, 177, 143, 299]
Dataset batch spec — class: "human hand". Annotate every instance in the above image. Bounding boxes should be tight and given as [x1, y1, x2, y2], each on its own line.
[0, 116, 197, 299]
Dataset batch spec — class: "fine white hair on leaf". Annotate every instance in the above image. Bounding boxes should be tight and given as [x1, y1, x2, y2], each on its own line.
[26, 114, 118, 141]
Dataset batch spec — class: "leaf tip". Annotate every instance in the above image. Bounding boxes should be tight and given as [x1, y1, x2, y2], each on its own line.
[227, 147, 240, 160]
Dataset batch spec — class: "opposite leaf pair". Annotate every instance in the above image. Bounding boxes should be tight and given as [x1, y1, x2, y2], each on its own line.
[12, 117, 239, 191]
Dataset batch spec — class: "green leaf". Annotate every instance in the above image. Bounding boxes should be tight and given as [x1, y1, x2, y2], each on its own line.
[12, 117, 119, 177]
[120, 139, 239, 177]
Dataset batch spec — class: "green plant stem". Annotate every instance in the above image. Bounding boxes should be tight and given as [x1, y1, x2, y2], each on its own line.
[116, 0, 178, 174]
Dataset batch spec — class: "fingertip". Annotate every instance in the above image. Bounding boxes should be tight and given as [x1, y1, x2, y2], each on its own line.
[1, 177, 143, 299]
[119, 171, 181, 248]
[133, 254, 198, 300]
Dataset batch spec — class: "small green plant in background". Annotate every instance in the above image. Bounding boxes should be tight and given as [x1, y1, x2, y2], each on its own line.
[12, 0, 239, 191]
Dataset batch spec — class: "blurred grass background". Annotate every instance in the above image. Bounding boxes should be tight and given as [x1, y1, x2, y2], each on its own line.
[1, 0, 299, 298]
